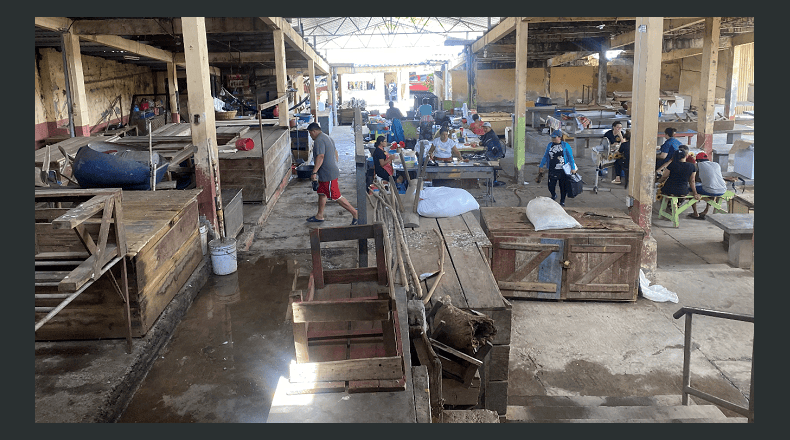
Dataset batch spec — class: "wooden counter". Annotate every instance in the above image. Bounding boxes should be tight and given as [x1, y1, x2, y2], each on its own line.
[218, 127, 291, 203]
[480, 206, 644, 302]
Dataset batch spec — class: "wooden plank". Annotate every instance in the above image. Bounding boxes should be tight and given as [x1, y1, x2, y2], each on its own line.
[570, 283, 630, 292]
[291, 299, 390, 324]
[404, 222, 468, 309]
[132, 200, 198, 280]
[288, 356, 403, 382]
[58, 244, 119, 292]
[498, 281, 558, 292]
[503, 249, 553, 283]
[437, 216, 506, 310]
[569, 244, 631, 253]
[498, 242, 559, 252]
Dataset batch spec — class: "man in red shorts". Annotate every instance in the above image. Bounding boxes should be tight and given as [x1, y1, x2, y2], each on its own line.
[306, 122, 359, 225]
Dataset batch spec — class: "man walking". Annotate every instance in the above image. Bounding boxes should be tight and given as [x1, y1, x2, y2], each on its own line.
[305, 122, 359, 225]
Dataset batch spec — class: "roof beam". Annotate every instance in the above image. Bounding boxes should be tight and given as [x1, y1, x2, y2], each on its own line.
[175, 51, 276, 64]
[34, 17, 73, 32]
[259, 17, 330, 74]
[730, 31, 754, 46]
[79, 34, 175, 63]
[522, 17, 635, 23]
[661, 36, 735, 62]
[71, 17, 270, 35]
[547, 51, 593, 67]
[471, 17, 517, 53]
[610, 18, 704, 49]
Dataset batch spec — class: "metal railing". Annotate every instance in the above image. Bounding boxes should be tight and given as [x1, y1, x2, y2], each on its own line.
[673, 307, 754, 423]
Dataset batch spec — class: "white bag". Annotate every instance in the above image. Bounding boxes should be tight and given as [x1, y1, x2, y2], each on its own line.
[525, 197, 582, 231]
[638, 270, 679, 303]
[417, 186, 479, 218]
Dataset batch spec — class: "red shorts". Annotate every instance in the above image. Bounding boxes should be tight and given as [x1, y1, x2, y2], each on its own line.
[317, 179, 342, 200]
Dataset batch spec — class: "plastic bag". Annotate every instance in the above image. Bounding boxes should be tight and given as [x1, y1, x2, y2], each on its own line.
[639, 270, 679, 303]
[417, 186, 479, 218]
[525, 197, 582, 231]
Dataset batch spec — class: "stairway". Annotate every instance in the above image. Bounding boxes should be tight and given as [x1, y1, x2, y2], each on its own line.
[505, 395, 748, 423]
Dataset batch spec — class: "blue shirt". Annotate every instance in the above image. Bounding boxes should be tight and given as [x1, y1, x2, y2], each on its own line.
[419, 104, 433, 117]
[539, 141, 577, 172]
[658, 137, 682, 168]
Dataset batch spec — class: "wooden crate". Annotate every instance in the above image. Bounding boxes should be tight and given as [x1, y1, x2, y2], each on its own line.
[35, 189, 203, 340]
[288, 223, 406, 393]
[480, 206, 645, 302]
[221, 187, 243, 238]
[218, 127, 292, 203]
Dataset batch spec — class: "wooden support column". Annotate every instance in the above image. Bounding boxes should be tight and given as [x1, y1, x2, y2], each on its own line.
[167, 62, 180, 123]
[308, 59, 318, 119]
[182, 17, 220, 232]
[629, 17, 663, 280]
[514, 18, 529, 183]
[723, 46, 739, 121]
[466, 46, 475, 108]
[273, 29, 290, 127]
[62, 31, 91, 137]
[330, 67, 338, 126]
[543, 64, 551, 98]
[597, 39, 609, 105]
[696, 17, 721, 156]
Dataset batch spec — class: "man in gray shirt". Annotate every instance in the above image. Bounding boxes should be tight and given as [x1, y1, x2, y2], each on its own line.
[689, 151, 727, 219]
[306, 122, 359, 225]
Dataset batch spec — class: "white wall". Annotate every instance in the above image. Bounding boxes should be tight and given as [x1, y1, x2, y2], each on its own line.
[341, 72, 386, 107]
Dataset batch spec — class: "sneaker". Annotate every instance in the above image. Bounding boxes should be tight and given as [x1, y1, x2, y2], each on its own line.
[351, 218, 359, 225]
[493, 181, 506, 187]
[550, 194, 557, 201]
[560, 201, 566, 206]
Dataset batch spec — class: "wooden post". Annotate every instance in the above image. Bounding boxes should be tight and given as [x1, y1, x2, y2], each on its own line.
[62, 31, 91, 137]
[273, 29, 290, 128]
[354, 107, 368, 267]
[514, 18, 528, 184]
[182, 17, 220, 232]
[543, 64, 551, 98]
[696, 17, 721, 156]
[167, 62, 180, 123]
[330, 67, 338, 126]
[309, 59, 318, 119]
[629, 17, 663, 278]
[597, 38, 609, 105]
[723, 46, 739, 121]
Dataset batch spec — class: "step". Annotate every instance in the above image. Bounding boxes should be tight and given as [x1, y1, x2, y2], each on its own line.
[506, 404, 728, 422]
[508, 394, 687, 408]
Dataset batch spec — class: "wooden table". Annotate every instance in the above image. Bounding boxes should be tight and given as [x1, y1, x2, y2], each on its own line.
[706, 213, 754, 269]
[422, 162, 498, 205]
[729, 192, 754, 214]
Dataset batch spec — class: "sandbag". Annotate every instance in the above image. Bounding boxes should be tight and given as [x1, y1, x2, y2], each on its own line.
[526, 196, 582, 231]
[417, 186, 479, 218]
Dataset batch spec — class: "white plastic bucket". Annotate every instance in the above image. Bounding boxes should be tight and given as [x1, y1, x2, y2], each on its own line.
[199, 225, 208, 255]
[209, 237, 237, 275]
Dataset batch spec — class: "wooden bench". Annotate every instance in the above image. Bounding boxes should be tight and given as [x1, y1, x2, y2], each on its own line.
[706, 213, 754, 269]
[657, 190, 735, 228]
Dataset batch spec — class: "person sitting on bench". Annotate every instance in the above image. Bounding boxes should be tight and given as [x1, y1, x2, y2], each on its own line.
[657, 149, 698, 201]
[689, 151, 727, 220]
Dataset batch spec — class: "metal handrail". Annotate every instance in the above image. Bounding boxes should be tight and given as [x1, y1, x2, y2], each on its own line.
[673, 307, 754, 423]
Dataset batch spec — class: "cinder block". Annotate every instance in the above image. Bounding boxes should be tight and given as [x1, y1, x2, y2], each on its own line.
[484, 380, 509, 415]
[488, 345, 510, 382]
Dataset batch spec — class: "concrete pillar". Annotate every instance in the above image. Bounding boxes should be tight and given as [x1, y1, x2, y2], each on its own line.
[514, 18, 529, 183]
[308, 60, 318, 119]
[167, 62, 180, 123]
[273, 29, 290, 127]
[543, 65, 551, 98]
[62, 31, 91, 137]
[723, 46, 739, 121]
[330, 67, 338, 126]
[629, 17, 663, 280]
[466, 46, 475, 108]
[597, 39, 609, 105]
[182, 17, 220, 233]
[696, 17, 721, 156]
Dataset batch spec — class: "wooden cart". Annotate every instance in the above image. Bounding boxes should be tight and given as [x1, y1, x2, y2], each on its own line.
[480, 206, 645, 302]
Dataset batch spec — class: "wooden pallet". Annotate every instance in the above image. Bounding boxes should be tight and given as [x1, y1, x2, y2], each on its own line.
[35, 188, 132, 352]
[288, 223, 406, 394]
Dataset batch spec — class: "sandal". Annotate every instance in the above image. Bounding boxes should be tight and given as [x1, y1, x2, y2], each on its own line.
[306, 216, 324, 223]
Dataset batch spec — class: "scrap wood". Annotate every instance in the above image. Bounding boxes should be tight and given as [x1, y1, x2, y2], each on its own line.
[422, 228, 446, 305]
[427, 300, 496, 355]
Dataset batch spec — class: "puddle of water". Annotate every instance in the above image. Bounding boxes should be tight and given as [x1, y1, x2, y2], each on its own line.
[118, 257, 301, 423]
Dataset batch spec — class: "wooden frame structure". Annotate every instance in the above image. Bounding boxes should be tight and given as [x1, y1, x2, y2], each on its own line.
[35, 188, 132, 352]
[289, 223, 406, 393]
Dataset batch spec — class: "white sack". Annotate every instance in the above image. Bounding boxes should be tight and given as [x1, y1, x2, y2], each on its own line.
[417, 186, 479, 218]
[525, 197, 582, 231]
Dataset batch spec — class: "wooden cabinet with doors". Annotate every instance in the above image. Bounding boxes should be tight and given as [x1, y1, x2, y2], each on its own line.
[479, 207, 644, 302]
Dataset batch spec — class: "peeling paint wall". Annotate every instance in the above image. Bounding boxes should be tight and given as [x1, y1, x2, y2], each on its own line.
[35, 47, 155, 147]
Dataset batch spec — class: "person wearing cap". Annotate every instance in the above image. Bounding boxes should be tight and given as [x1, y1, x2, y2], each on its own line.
[427, 126, 466, 163]
[305, 122, 359, 225]
[538, 130, 577, 206]
[603, 121, 625, 184]
[689, 151, 726, 220]
[656, 127, 682, 171]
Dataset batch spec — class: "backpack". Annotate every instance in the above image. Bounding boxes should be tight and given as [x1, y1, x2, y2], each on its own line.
[566, 173, 584, 198]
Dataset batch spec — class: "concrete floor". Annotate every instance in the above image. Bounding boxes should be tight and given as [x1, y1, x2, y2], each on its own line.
[34, 122, 754, 423]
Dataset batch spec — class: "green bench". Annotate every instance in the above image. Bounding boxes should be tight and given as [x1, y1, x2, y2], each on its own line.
[657, 190, 735, 228]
